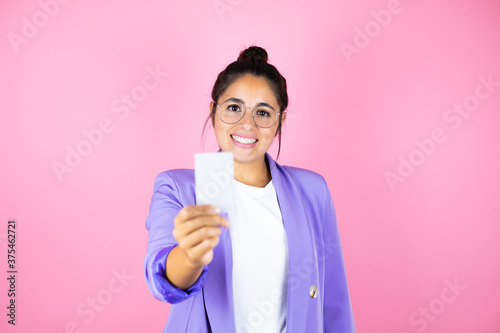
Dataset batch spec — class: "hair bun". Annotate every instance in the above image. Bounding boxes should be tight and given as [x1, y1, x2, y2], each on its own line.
[237, 46, 268, 63]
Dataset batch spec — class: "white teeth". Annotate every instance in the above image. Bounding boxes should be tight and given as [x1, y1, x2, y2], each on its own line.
[231, 135, 257, 144]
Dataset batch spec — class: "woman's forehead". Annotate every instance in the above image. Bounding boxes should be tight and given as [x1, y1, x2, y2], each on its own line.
[221, 75, 278, 106]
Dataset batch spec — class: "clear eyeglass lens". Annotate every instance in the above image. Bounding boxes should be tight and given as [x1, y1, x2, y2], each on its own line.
[219, 101, 277, 128]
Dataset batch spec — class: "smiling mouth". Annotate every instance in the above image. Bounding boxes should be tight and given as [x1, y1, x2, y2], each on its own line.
[231, 134, 258, 144]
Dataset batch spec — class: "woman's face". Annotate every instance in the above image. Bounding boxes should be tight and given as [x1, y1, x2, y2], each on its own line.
[212, 74, 281, 165]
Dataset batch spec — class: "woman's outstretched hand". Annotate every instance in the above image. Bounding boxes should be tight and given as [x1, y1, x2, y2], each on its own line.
[166, 205, 230, 290]
[173, 205, 230, 267]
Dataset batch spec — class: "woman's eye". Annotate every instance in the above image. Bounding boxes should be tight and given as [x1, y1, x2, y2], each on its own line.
[256, 109, 271, 117]
[227, 104, 242, 112]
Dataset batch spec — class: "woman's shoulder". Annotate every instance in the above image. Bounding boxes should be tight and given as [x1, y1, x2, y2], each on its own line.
[280, 165, 325, 182]
[278, 164, 329, 193]
[151, 168, 194, 191]
[156, 168, 194, 179]
[276, 164, 334, 216]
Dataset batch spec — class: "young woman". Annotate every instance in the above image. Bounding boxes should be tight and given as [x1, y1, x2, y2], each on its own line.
[144, 46, 355, 332]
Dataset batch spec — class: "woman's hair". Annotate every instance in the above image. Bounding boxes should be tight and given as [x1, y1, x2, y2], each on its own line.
[203, 45, 288, 159]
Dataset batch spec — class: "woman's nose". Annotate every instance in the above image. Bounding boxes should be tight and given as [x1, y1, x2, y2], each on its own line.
[240, 107, 255, 127]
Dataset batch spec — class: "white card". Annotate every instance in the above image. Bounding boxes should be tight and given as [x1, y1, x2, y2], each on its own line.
[195, 152, 235, 214]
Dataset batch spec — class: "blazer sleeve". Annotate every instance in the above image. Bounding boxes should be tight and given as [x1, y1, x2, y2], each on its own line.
[143, 171, 209, 304]
[321, 178, 356, 332]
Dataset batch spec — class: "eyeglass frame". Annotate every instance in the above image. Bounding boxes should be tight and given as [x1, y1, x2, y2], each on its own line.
[213, 98, 286, 129]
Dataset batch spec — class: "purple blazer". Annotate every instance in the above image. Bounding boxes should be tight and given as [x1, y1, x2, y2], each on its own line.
[144, 153, 356, 332]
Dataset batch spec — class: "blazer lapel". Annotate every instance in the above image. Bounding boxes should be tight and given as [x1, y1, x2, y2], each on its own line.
[268, 154, 320, 332]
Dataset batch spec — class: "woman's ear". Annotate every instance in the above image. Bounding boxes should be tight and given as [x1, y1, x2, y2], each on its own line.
[281, 110, 287, 122]
[209, 102, 216, 126]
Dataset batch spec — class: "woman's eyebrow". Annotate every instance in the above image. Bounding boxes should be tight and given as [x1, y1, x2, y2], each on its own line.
[255, 102, 276, 111]
[223, 97, 245, 104]
[223, 97, 276, 111]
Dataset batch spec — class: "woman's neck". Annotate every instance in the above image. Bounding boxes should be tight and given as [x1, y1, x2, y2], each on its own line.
[234, 155, 271, 188]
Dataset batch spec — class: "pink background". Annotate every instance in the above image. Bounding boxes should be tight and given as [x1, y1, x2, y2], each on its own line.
[1, 0, 499, 332]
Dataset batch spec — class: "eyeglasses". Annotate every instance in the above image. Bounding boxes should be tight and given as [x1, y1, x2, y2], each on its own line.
[215, 99, 284, 129]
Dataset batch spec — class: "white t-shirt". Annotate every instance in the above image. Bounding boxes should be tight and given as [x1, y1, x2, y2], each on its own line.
[229, 179, 289, 333]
